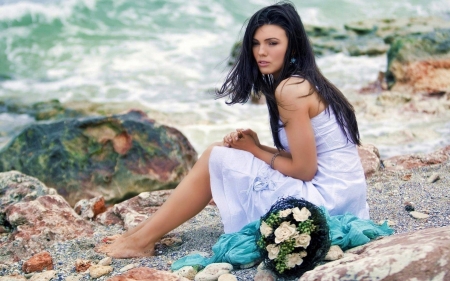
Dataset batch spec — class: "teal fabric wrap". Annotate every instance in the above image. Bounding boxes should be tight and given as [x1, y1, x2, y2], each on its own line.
[171, 208, 394, 271]
[321, 207, 394, 250]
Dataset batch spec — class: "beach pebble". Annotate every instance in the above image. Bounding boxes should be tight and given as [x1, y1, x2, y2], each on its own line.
[0, 275, 27, 281]
[89, 265, 113, 278]
[373, 183, 383, 193]
[324, 245, 344, 261]
[427, 173, 440, 183]
[22, 252, 53, 274]
[194, 263, 233, 281]
[378, 219, 397, 226]
[401, 174, 412, 181]
[218, 273, 238, 281]
[174, 266, 198, 280]
[75, 259, 91, 272]
[161, 236, 183, 247]
[65, 275, 82, 281]
[119, 263, 137, 272]
[254, 269, 277, 281]
[409, 211, 429, 219]
[238, 260, 258, 269]
[404, 201, 415, 212]
[97, 256, 112, 266]
[29, 270, 56, 281]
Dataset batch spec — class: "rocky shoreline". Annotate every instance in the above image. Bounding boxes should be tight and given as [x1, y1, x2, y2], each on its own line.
[0, 145, 449, 281]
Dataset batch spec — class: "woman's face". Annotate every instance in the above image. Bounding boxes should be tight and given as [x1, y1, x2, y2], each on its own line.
[252, 24, 288, 78]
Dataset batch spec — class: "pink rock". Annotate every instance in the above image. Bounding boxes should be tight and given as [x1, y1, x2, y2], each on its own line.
[96, 190, 172, 229]
[390, 59, 450, 96]
[74, 196, 107, 220]
[0, 171, 56, 219]
[383, 145, 450, 171]
[357, 144, 381, 178]
[299, 226, 450, 281]
[106, 267, 189, 281]
[3, 195, 93, 261]
[22, 251, 53, 273]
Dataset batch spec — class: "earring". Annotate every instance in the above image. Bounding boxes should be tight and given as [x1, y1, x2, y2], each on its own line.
[290, 58, 297, 64]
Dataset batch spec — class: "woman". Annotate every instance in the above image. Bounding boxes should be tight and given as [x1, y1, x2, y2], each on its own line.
[98, 1, 369, 258]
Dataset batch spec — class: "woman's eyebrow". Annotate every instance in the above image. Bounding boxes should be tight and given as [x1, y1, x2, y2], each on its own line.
[253, 37, 280, 41]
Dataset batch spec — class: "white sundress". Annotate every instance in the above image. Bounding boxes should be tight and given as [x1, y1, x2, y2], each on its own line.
[209, 108, 370, 233]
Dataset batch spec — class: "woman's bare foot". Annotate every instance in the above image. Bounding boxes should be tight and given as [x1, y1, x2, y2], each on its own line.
[96, 235, 155, 258]
[100, 218, 152, 244]
[101, 234, 122, 244]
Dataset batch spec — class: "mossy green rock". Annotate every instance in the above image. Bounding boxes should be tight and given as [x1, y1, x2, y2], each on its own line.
[0, 110, 197, 205]
[386, 28, 450, 90]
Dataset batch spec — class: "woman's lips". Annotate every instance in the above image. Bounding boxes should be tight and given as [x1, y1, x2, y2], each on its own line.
[258, 61, 269, 67]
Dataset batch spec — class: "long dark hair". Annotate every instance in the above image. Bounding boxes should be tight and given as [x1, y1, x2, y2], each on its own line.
[216, 1, 361, 149]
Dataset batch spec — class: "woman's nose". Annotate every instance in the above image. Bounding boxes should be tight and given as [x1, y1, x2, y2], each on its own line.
[258, 45, 266, 56]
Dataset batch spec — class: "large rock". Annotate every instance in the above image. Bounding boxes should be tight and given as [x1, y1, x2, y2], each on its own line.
[96, 190, 172, 229]
[383, 145, 450, 171]
[106, 267, 189, 281]
[357, 144, 380, 178]
[1, 195, 93, 262]
[386, 29, 450, 95]
[0, 110, 197, 205]
[299, 226, 450, 281]
[0, 171, 56, 231]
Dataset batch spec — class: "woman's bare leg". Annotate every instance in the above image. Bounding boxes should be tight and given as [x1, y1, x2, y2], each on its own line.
[97, 144, 218, 258]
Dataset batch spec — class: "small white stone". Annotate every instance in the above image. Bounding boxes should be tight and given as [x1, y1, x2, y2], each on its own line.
[119, 263, 137, 272]
[65, 275, 82, 281]
[138, 192, 151, 199]
[97, 256, 112, 266]
[325, 245, 344, 261]
[238, 260, 257, 269]
[89, 265, 113, 278]
[29, 270, 56, 281]
[174, 266, 198, 280]
[218, 273, 238, 281]
[427, 173, 440, 183]
[194, 263, 233, 281]
[378, 220, 397, 226]
[409, 211, 429, 219]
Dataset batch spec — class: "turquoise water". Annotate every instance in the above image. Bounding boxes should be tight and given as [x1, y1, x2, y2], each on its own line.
[0, 0, 449, 157]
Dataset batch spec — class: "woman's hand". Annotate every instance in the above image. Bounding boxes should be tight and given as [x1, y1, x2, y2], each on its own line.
[240, 128, 261, 148]
[222, 128, 260, 154]
[223, 128, 261, 151]
[222, 129, 243, 148]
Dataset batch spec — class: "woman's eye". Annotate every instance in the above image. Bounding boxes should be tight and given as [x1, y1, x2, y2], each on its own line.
[269, 42, 278, 46]
[252, 42, 260, 46]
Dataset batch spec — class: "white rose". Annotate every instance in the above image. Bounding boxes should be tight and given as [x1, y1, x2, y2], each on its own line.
[260, 221, 273, 237]
[294, 233, 311, 248]
[285, 253, 304, 268]
[266, 244, 280, 260]
[293, 207, 311, 222]
[274, 221, 297, 244]
[279, 208, 292, 218]
[299, 250, 307, 258]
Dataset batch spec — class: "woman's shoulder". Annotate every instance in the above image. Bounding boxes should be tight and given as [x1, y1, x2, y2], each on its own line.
[275, 76, 316, 104]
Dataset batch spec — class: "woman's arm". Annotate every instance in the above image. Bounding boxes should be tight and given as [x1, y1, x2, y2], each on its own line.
[229, 77, 319, 181]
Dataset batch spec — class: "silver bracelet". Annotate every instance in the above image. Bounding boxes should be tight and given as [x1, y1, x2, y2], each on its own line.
[270, 152, 281, 169]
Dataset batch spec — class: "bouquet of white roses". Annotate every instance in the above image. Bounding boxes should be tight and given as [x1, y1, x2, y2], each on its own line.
[257, 197, 330, 278]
